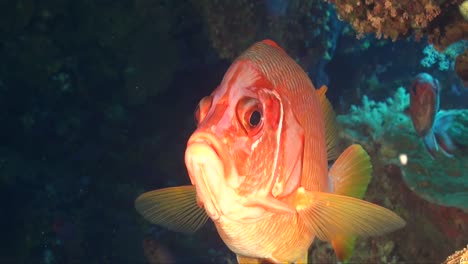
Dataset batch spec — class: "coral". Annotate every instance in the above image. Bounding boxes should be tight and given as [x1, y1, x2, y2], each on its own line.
[443, 244, 468, 264]
[328, 0, 467, 57]
[421, 41, 468, 71]
[338, 88, 468, 210]
[336, 88, 468, 262]
[338, 86, 409, 146]
[327, 0, 452, 41]
[427, 6, 468, 52]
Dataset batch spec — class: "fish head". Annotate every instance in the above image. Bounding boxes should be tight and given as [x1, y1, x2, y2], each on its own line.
[408, 73, 440, 136]
[185, 41, 304, 223]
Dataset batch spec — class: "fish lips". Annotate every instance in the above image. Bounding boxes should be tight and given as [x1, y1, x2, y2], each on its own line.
[185, 132, 231, 220]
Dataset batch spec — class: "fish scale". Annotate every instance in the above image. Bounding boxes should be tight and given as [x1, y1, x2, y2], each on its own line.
[237, 42, 328, 193]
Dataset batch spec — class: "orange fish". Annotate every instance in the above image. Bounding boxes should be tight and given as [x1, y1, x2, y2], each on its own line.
[135, 40, 405, 263]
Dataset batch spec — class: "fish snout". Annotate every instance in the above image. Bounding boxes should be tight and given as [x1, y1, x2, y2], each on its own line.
[185, 132, 230, 219]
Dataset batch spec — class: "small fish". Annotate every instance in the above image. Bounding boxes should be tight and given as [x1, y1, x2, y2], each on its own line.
[135, 40, 405, 263]
[407, 73, 441, 158]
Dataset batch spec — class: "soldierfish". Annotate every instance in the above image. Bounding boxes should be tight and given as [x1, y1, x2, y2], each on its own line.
[135, 40, 405, 263]
[407, 73, 441, 158]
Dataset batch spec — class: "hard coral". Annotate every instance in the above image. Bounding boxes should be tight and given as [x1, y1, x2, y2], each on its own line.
[328, 0, 446, 40]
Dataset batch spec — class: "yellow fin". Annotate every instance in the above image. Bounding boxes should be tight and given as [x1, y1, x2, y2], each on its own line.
[295, 190, 405, 241]
[331, 235, 356, 263]
[134, 185, 208, 233]
[294, 252, 308, 264]
[328, 144, 371, 199]
[317, 85, 339, 161]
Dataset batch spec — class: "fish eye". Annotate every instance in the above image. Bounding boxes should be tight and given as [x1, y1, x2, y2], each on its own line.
[237, 97, 263, 134]
[249, 110, 262, 127]
[195, 96, 212, 125]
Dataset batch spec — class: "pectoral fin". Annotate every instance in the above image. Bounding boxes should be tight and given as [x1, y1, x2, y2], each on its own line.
[423, 129, 439, 159]
[317, 85, 339, 161]
[295, 189, 405, 242]
[135, 185, 208, 233]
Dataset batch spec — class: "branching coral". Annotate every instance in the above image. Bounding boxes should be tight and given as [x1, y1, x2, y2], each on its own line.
[326, 0, 452, 41]
[328, 0, 468, 87]
[338, 87, 409, 146]
[420, 41, 468, 71]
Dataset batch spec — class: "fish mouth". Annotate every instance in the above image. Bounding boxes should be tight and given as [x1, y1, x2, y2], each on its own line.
[185, 132, 228, 220]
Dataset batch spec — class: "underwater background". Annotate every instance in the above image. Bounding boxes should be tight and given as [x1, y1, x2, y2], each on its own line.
[1, 0, 467, 263]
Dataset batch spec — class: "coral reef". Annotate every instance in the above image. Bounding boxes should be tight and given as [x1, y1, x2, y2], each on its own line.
[327, 0, 453, 41]
[335, 87, 468, 262]
[328, 0, 466, 49]
[444, 244, 468, 264]
[328, 0, 468, 84]
[427, 3, 468, 52]
[421, 41, 468, 71]
[338, 87, 468, 210]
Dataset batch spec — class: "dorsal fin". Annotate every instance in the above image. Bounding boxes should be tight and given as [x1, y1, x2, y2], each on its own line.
[261, 39, 283, 51]
[316, 85, 339, 160]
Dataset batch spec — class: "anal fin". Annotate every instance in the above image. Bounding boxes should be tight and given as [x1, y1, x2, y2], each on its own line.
[236, 255, 262, 264]
[332, 235, 356, 263]
[294, 252, 308, 264]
